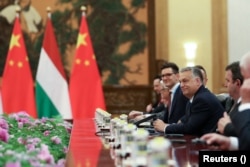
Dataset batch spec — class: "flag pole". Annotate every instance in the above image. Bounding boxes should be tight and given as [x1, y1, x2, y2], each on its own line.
[15, 6, 21, 18]
[46, 6, 51, 18]
[81, 6, 87, 16]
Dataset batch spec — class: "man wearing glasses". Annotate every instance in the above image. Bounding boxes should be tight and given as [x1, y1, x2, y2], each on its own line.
[157, 62, 188, 123]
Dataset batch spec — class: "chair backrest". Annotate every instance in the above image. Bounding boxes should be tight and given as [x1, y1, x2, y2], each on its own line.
[216, 93, 233, 113]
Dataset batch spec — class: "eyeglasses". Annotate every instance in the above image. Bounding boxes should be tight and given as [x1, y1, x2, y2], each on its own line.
[161, 73, 174, 78]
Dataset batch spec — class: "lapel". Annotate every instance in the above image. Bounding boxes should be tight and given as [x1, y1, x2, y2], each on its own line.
[168, 85, 180, 118]
[186, 101, 192, 116]
[229, 101, 241, 118]
[186, 85, 205, 116]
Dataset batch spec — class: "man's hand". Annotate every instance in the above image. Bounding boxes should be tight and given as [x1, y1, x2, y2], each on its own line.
[217, 112, 231, 134]
[146, 104, 152, 112]
[128, 110, 143, 119]
[153, 119, 168, 132]
[201, 133, 231, 150]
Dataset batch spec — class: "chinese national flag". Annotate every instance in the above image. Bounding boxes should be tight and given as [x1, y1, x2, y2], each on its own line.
[1, 16, 37, 118]
[0, 89, 3, 115]
[69, 11, 106, 120]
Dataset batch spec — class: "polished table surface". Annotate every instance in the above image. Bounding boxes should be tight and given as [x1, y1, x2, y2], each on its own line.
[65, 119, 217, 167]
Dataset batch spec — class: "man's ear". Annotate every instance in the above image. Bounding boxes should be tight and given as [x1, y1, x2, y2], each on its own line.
[235, 79, 242, 87]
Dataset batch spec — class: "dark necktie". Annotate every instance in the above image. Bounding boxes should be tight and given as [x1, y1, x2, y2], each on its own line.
[229, 101, 236, 114]
[167, 91, 172, 122]
[186, 101, 192, 116]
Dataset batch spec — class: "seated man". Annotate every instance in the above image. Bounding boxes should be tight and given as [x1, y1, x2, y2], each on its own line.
[217, 61, 243, 137]
[201, 78, 250, 151]
[145, 75, 164, 113]
[128, 75, 166, 121]
[201, 51, 250, 151]
[128, 81, 169, 123]
[152, 82, 171, 120]
[153, 67, 224, 136]
[129, 62, 188, 124]
[158, 62, 188, 124]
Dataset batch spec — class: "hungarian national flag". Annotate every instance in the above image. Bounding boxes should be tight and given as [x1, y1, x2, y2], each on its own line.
[69, 11, 106, 120]
[1, 16, 37, 118]
[36, 14, 72, 119]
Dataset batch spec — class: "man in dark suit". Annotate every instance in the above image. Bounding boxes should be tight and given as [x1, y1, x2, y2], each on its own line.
[153, 67, 224, 136]
[201, 78, 250, 150]
[129, 62, 188, 124]
[217, 61, 243, 136]
[201, 51, 250, 151]
[158, 62, 188, 123]
[146, 75, 165, 113]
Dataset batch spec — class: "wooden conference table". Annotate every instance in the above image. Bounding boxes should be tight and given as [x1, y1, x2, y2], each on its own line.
[65, 119, 217, 167]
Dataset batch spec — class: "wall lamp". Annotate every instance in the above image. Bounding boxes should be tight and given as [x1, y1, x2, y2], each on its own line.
[184, 42, 197, 66]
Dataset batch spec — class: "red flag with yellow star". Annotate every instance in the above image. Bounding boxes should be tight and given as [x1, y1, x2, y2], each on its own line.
[1, 16, 37, 118]
[69, 11, 106, 119]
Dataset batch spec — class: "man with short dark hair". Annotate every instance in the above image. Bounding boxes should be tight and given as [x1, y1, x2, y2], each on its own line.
[158, 62, 188, 123]
[217, 61, 243, 136]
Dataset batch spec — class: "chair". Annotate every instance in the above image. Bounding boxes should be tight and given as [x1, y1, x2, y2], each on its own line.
[216, 93, 234, 113]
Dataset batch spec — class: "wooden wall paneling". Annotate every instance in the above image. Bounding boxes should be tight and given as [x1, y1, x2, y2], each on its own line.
[147, 0, 157, 82]
[104, 85, 152, 115]
[155, 0, 169, 62]
[211, 0, 228, 93]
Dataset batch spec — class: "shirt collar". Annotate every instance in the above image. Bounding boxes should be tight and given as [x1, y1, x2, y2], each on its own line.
[170, 82, 180, 94]
[237, 97, 242, 104]
[190, 96, 194, 103]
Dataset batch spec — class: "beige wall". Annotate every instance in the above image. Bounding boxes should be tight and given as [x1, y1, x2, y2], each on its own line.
[156, 0, 213, 90]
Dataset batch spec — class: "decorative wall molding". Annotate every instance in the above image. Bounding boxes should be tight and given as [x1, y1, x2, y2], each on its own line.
[104, 85, 152, 115]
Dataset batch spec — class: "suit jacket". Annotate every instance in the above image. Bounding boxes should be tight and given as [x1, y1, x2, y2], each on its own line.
[164, 85, 224, 136]
[150, 94, 162, 112]
[231, 108, 250, 151]
[159, 85, 188, 124]
[152, 102, 166, 114]
[153, 103, 167, 121]
[225, 97, 234, 113]
[223, 102, 240, 137]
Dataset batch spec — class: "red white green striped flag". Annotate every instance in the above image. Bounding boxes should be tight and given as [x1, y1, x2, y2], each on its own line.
[36, 14, 72, 119]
